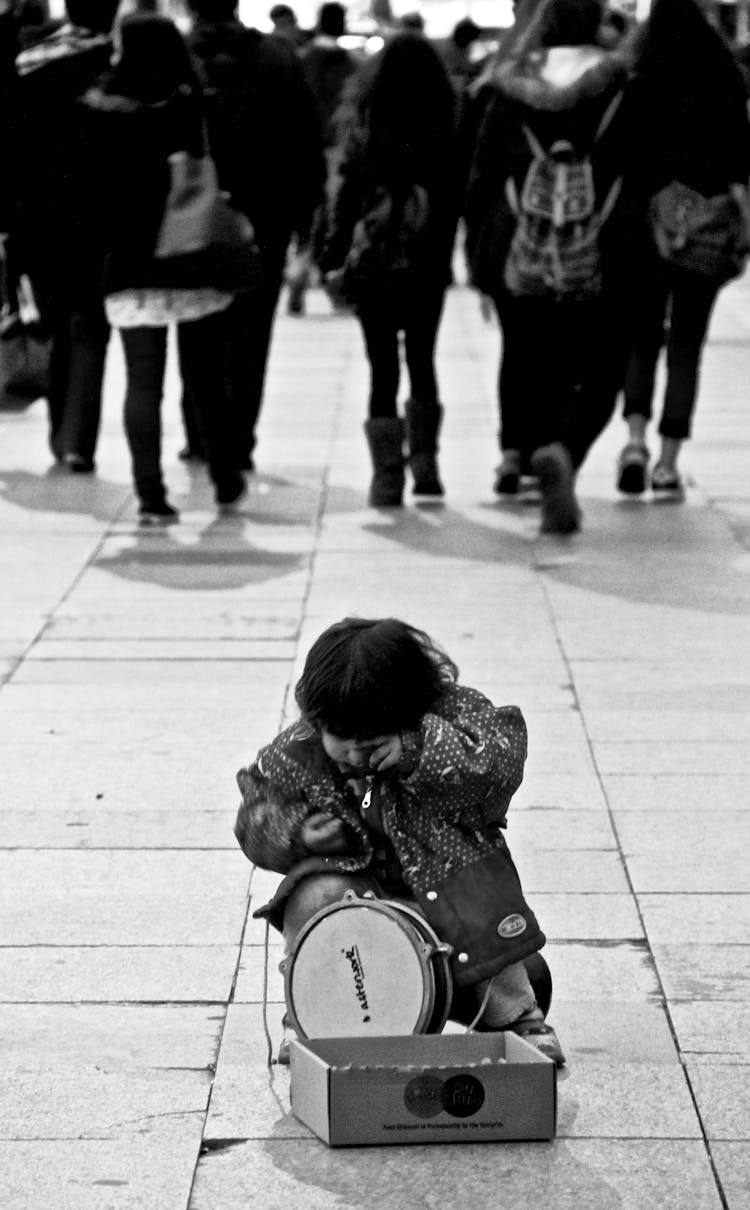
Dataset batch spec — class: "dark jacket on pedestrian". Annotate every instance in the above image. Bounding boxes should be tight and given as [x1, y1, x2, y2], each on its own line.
[234, 685, 545, 987]
[187, 16, 326, 261]
[465, 24, 647, 298]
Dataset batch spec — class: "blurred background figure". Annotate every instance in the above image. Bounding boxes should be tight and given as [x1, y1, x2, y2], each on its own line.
[435, 16, 483, 103]
[13, 0, 119, 473]
[184, 0, 325, 470]
[321, 32, 462, 506]
[268, 2, 309, 48]
[286, 0, 359, 315]
[79, 11, 246, 524]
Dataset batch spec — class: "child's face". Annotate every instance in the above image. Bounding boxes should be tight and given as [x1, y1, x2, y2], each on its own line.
[319, 729, 382, 775]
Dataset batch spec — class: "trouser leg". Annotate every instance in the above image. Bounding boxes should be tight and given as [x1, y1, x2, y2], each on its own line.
[119, 325, 167, 504]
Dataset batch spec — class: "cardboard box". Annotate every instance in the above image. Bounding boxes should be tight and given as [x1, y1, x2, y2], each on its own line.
[289, 1032, 556, 1147]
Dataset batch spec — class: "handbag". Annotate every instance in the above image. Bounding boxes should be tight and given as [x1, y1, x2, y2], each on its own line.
[0, 247, 50, 411]
[650, 181, 750, 283]
[154, 151, 263, 293]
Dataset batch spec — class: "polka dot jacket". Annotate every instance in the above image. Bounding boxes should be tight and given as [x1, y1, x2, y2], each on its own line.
[234, 684, 546, 985]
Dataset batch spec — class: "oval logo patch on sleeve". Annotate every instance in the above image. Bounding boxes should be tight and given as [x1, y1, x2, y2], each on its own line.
[497, 914, 527, 939]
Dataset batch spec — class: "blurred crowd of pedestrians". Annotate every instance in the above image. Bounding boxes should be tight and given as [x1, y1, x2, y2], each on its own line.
[1, 0, 749, 532]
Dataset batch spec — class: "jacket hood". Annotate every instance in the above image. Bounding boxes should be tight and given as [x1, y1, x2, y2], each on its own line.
[492, 44, 626, 111]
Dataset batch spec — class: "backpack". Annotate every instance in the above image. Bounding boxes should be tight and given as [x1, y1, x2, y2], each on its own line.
[503, 93, 623, 301]
[339, 183, 431, 303]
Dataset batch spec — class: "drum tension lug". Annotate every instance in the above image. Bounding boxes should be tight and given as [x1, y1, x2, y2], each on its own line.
[433, 943, 454, 957]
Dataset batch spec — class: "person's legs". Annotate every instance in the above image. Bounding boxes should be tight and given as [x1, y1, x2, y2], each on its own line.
[492, 291, 541, 491]
[119, 325, 175, 519]
[176, 310, 245, 507]
[403, 288, 446, 496]
[655, 270, 721, 486]
[358, 303, 404, 505]
[57, 301, 110, 469]
[617, 266, 670, 492]
[225, 250, 286, 468]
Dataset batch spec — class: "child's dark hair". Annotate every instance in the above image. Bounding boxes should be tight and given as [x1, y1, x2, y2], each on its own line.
[295, 617, 458, 737]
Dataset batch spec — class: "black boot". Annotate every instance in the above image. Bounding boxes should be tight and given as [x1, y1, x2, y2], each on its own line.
[364, 417, 405, 507]
[405, 399, 444, 496]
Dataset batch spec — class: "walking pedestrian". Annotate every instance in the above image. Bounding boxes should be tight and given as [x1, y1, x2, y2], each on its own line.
[321, 32, 462, 506]
[464, 0, 644, 532]
[13, 0, 119, 472]
[78, 11, 246, 525]
[184, 0, 326, 470]
[616, 0, 750, 499]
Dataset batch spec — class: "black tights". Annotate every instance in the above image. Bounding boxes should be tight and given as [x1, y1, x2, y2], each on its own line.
[357, 288, 446, 419]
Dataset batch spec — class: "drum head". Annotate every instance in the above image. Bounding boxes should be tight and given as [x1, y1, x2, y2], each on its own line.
[287, 900, 434, 1039]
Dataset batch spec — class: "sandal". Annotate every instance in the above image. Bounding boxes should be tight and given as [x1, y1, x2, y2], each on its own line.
[651, 463, 685, 500]
[509, 1016, 566, 1066]
[616, 442, 649, 495]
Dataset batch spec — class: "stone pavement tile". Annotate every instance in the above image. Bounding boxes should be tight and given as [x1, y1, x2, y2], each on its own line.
[509, 810, 617, 854]
[0, 945, 237, 1002]
[64, 561, 312, 605]
[639, 894, 750, 946]
[203, 1004, 306, 1141]
[26, 638, 298, 662]
[0, 852, 249, 945]
[550, 1001, 678, 1064]
[685, 1060, 750, 1141]
[0, 739, 260, 813]
[189, 1138, 723, 1210]
[582, 709, 750, 744]
[0, 1136, 203, 1210]
[0, 710, 273, 748]
[514, 774, 609, 811]
[602, 774, 750, 813]
[0, 808, 238, 848]
[669, 1002, 750, 1062]
[592, 742, 750, 775]
[233, 941, 285, 1004]
[0, 680, 288, 713]
[569, 660, 750, 702]
[544, 941, 660, 1003]
[652, 945, 750, 1002]
[711, 1143, 750, 1210]
[11, 657, 294, 686]
[528, 894, 645, 941]
[46, 604, 303, 640]
[556, 1063, 701, 1139]
[518, 849, 629, 894]
[613, 811, 750, 892]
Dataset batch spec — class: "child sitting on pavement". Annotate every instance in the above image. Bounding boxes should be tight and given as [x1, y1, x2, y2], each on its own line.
[234, 616, 564, 1066]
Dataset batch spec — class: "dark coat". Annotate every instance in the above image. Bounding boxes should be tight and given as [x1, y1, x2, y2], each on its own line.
[75, 83, 206, 297]
[187, 17, 326, 261]
[464, 43, 648, 298]
[234, 685, 546, 987]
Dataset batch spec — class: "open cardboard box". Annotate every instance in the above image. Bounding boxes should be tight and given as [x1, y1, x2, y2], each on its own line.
[289, 1031, 557, 1147]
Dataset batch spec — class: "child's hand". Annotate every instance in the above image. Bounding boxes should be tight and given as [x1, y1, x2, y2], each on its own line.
[300, 812, 349, 854]
[367, 734, 403, 772]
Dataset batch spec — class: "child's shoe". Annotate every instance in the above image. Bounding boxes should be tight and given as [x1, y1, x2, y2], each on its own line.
[508, 1012, 566, 1066]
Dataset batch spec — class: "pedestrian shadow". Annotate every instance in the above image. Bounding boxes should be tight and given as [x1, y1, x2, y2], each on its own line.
[0, 466, 130, 525]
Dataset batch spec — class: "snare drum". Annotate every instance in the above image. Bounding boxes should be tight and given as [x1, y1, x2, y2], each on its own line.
[283, 892, 454, 1039]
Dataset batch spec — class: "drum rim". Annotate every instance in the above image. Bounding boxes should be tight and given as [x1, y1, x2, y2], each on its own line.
[286, 895, 450, 1039]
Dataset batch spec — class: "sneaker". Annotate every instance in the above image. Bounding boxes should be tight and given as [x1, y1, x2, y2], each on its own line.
[616, 442, 649, 495]
[138, 500, 179, 527]
[508, 1014, 566, 1066]
[177, 446, 205, 463]
[651, 463, 685, 500]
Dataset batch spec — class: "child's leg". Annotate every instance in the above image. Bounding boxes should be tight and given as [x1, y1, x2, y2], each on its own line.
[475, 961, 537, 1029]
[281, 872, 378, 955]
